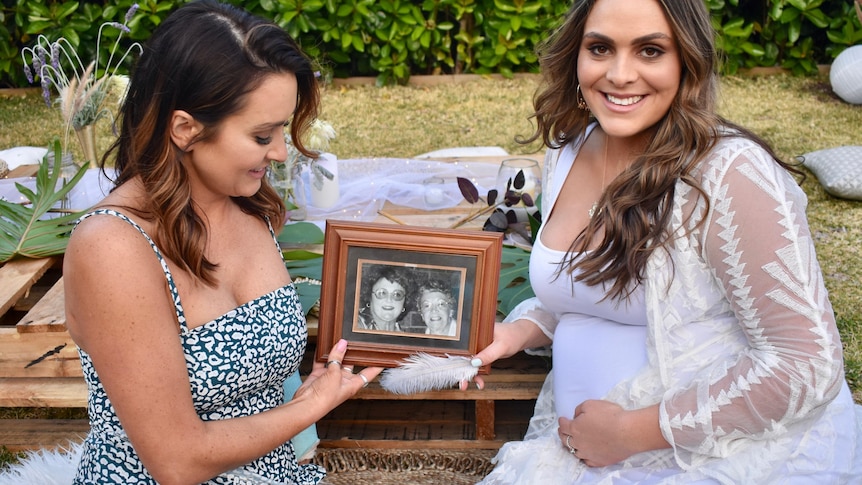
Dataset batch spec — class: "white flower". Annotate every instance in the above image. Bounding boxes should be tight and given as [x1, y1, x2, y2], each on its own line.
[303, 119, 337, 153]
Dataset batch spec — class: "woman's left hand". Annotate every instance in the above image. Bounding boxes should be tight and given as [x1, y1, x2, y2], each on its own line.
[558, 400, 665, 467]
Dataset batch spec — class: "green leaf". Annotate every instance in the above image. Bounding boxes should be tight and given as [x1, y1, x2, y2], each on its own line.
[277, 221, 325, 245]
[285, 257, 324, 316]
[0, 140, 88, 263]
[497, 245, 534, 316]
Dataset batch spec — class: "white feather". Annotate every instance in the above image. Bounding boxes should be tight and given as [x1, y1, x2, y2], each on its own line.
[0, 441, 82, 485]
[379, 353, 479, 395]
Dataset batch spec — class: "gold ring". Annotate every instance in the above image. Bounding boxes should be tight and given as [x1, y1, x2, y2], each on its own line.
[326, 360, 342, 368]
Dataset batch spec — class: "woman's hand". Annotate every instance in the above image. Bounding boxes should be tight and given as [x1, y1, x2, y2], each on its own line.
[558, 401, 668, 467]
[294, 339, 383, 408]
[460, 319, 550, 390]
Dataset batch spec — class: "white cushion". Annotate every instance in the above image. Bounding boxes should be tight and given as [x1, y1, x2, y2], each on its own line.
[798, 146, 862, 200]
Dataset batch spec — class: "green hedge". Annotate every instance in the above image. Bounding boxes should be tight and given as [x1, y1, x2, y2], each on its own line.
[2, 0, 861, 88]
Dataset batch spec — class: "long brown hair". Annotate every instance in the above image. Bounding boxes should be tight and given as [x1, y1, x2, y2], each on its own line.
[525, 0, 799, 300]
[103, 0, 320, 285]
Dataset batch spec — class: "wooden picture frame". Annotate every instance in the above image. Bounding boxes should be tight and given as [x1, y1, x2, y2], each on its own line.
[315, 220, 503, 370]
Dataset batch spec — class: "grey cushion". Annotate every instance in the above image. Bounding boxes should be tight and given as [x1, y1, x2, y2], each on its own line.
[798, 146, 862, 200]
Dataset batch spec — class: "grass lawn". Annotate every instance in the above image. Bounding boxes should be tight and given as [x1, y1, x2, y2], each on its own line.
[1, 74, 860, 467]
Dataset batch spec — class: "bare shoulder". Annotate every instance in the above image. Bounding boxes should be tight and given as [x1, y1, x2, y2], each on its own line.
[66, 210, 155, 268]
[64, 210, 167, 307]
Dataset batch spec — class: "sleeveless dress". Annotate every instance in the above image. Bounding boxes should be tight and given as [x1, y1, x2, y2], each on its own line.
[72, 209, 325, 484]
[529, 223, 649, 421]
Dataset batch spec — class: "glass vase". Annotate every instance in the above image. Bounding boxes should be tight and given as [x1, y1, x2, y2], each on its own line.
[289, 163, 307, 221]
[267, 161, 307, 221]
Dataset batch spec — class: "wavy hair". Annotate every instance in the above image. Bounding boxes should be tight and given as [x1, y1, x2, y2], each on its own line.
[102, 0, 320, 285]
[524, 0, 799, 300]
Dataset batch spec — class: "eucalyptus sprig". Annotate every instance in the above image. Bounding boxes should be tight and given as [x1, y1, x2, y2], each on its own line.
[0, 140, 88, 263]
[454, 169, 542, 245]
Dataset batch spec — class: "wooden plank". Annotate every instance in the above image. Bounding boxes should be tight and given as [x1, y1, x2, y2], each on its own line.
[17, 277, 67, 333]
[0, 419, 88, 452]
[0, 257, 56, 317]
[0, 377, 87, 407]
[475, 400, 495, 441]
[351, 380, 542, 401]
[6, 164, 39, 178]
[318, 439, 505, 450]
[0, 328, 81, 378]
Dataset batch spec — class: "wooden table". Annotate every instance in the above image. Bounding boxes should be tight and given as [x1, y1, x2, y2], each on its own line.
[0, 154, 548, 451]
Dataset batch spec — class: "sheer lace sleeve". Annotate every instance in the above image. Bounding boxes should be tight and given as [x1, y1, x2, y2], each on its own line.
[659, 138, 845, 459]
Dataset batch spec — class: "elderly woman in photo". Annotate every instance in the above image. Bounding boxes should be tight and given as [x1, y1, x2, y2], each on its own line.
[357, 265, 411, 332]
[415, 278, 458, 337]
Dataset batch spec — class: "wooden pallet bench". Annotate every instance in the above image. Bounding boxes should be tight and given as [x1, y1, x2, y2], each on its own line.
[0, 257, 548, 452]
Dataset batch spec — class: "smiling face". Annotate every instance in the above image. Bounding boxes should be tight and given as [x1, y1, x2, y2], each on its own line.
[370, 277, 406, 326]
[183, 72, 297, 201]
[419, 289, 453, 335]
[577, 0, 681, 141]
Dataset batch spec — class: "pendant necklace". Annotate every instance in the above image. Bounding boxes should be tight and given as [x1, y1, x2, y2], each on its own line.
[588, 133, 609, 219]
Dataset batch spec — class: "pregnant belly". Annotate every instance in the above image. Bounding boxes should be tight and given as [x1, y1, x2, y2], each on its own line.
[552, 316, 648, 419]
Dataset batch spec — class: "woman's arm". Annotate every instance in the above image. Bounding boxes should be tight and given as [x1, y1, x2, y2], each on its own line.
[660, 142, 844, 457]
[64, 215, 379, 485]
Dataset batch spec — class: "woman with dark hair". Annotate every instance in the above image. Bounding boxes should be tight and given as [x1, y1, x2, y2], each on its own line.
[470, 0, 862, 482]
[357, 265, 411, 332]
[63, 2, 380, 483]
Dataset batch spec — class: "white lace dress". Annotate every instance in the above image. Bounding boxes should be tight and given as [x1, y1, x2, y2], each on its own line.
[479, 127, 862, 484]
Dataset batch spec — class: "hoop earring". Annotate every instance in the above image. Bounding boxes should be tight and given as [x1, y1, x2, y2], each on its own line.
[576, 84, 589, 111]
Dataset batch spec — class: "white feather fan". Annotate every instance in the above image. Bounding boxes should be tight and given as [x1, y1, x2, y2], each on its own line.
[379, 353, 479, 395]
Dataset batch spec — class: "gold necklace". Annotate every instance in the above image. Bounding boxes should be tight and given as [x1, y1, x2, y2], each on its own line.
[588, 133, 609, 218]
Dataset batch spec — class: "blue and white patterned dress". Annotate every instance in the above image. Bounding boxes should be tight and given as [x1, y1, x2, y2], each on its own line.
[72, 209, 325, 484]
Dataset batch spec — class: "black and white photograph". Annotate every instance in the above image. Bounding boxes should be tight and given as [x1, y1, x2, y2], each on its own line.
[353, 261, 465, 339]
[315, 221, 502, 368]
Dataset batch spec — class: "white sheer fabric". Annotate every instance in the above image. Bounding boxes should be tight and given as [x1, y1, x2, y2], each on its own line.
[480, 127, 862, 484]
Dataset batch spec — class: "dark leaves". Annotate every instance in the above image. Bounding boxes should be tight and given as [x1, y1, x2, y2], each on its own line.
[488, 210, 509, 230]
[457, 176, 480, 204]
[487, 189, 498, 206]
[513, 169, 526, 190]
[504, 192, 520, 206]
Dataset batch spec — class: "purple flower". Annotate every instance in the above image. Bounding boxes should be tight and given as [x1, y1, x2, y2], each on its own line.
[108, 21, 131, 33]
[125, 4, 139, 24]
[23, 64, 33, 84]
[51, 44, 60, 70]
[41, 77, 51, 107]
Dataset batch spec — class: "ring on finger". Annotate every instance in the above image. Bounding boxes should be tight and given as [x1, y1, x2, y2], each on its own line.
[565, 435, 577, 455]
[326, 360, 342, 369]
[358, 373, 369, 388]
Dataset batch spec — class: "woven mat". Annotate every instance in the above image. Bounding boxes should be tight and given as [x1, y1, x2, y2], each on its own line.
[313, 448, 497, 485]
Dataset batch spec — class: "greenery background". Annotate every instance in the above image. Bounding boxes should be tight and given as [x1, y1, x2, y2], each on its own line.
[2, 0, 861, 87]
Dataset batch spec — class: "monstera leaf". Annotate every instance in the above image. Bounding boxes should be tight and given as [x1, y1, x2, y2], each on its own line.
[497, 245, 534, 316]
[0, 141, 88, 263]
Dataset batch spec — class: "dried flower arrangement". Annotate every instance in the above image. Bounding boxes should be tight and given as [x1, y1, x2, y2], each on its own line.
[20, 4, 142, 167]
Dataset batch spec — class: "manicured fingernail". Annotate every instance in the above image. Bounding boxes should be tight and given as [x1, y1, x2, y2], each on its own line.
[471, 358, 483, 367]
[337, 339, 347, 351]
